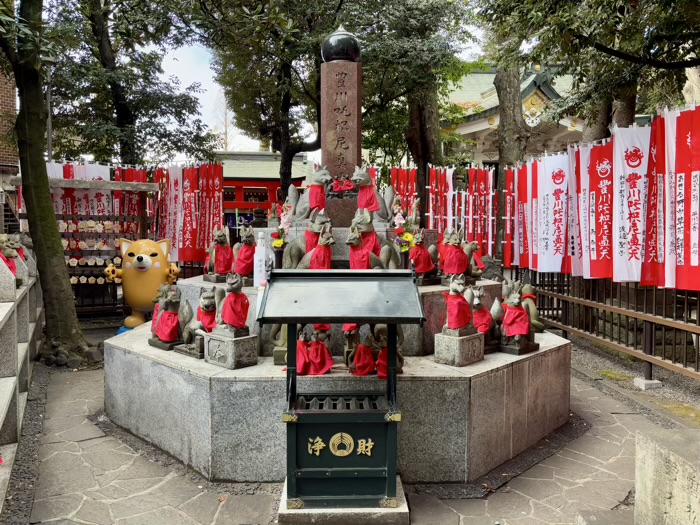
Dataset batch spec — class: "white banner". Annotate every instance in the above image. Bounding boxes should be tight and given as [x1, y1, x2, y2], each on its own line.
[612, 125, 652, 282]
[568, 145, 583, 276]
[579, 143, 593, 278]
[663, 108, 680, 288]
[446, 167, 455, 231]
[538, 152, 569, 272]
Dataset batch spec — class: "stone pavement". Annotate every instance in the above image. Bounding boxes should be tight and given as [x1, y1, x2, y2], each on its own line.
[28, 370, 660, 525]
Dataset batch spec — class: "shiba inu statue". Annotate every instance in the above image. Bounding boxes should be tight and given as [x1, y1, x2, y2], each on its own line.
[105, 238, 180, 328]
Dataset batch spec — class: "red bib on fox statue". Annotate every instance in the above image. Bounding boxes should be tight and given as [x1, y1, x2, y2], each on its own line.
[443, 293, 472, 329]
[442, 245, 468, 275]
[310, 244, 332, 270]
[350, 244, 372, 270]
[352, 344, 376, 376]
[221, 292, 249, 329]
[16, 248, 25, 261]
[234, 244, 255, 276]
[358, 186, 380, 212]
[197, 307, 217, 332]
[502, 305, 530, 337]
[308, 340, 334, 375]
[376, 348, 388, 380]
[296, 340, 311, 376]
[308, 185, 326, 211]
[361, 231, 381, 257]
[331, 179, 344, 193]
[342, 179, 355, 191]
[154, 311, 179, 342]
[342, 324, 358, 332]
[409, 244, 435, 274]
[214, 244, 234, 275]
[472, 307, 492, 334]
[0, 253, 17, 276]
[305, 231, 320, 253]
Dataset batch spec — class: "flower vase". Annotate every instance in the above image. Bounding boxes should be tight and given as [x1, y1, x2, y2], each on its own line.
[401, 251, 410, 270]
[274, 248, 284, 269]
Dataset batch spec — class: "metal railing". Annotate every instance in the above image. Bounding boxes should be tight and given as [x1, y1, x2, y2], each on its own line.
[515, 270, 700, 381]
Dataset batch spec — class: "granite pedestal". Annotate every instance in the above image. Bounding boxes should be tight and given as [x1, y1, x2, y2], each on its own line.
[105, 327, 571, 483]
[203, 332, 258, 370]
[434, 332, 484, 367]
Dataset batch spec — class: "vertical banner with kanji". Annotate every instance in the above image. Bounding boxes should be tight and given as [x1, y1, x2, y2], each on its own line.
[538, 153, 569, 272]
[675, 108, 700, 291]
[641, 116, 666, 287]
[179, 167, 199, 262]
[428, 165, 437, 229]
[467, 168, 477, 242]
[504, 167, 515, 268]
[566, 145, 582, 276]
[517, 164, 529, 268]
[612, 125, 651, 282]
[446, 167, 455, 231]
[664, 108, 680, 288]
[528, 159, 539, 271]
[587, 140, 615, 278]
[579, 143, 593, 278]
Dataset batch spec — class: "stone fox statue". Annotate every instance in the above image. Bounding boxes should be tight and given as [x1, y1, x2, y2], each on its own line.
[282, 208, 331, 269]
[351, 208, 400, 269]
[287, 167, 333, 220]
[233, 224, 256, 277]
[350, 166, 390, 221]
[297, 223, 335, 270]
[183, 286, 223, 344]
[520, 283, 545, 333]
[151, 287, 193, 344]
[346, 226, 384, 269]
[206, 226, 233, 276]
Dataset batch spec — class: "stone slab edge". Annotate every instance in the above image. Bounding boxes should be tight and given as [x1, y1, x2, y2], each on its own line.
[278, 476, 409, 525]
[575, 510, 634, 525]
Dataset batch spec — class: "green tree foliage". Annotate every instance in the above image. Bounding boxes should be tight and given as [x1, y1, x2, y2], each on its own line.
[479, 0, 700, 129]
[46, 0, 217, 164]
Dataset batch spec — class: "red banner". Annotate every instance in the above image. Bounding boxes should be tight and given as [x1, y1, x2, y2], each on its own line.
[587, 140, 614, 278]
[641, 117, 666, 287]
[517, 164, 529, 268]
[504, 168, 515, 268]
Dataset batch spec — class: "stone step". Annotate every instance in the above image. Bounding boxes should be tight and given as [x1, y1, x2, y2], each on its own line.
[406, 493, 460, 525]
[0, 377, 17, 446]
[17, 342, 27, 373]
[575, 509, 634, 525]
[0, 443, 18, 515]
[18, 392, 27, 427]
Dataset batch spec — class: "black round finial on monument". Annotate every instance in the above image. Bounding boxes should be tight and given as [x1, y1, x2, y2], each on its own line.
[321, 25, 361, 63]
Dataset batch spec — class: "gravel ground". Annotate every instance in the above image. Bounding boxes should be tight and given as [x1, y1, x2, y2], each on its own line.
[555, 329, 700, 426]
[0, 364, 51, 525]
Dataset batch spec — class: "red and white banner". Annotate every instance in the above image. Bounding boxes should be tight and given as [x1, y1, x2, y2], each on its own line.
[566, 145, 583, 276]
[528, 159, 539, 270]
[579, 143, 592, 278]
[587, 140, 615, 278]
[517, 164, 529, 268]
[663, 108, 681, 288]
[612, 125, 651, 282]
[641, 117, 666, 287]
[504, 167, 515, 268]
[538, 152, 569, 272]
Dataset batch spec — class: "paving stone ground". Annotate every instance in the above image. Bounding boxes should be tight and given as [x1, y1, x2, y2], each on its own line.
[28, 370, 659, 525]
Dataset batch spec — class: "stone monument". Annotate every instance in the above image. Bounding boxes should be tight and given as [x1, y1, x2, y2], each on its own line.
[321, 25, 362, 227]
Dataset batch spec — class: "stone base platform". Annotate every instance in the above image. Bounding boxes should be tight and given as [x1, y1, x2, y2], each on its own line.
[278, 476, 409, 525]
[176, 275, 501, 357]
[105, 327, 570, 483]
[575, 510, 633, 525]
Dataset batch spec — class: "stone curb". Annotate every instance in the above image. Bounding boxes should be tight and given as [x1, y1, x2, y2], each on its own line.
[571, 363, 693, 429]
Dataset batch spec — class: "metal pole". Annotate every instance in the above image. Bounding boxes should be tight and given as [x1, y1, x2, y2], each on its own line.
[643, 320, 654, 380]
[46, 67, 52, 161]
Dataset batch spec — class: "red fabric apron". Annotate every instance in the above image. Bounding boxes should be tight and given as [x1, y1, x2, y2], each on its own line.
[308, 185, 326, 210]
[332, 179, 344, 193]
[521, 294, 536, 303]
[342, 179, 355, 191]
[443, 293, 473, 329]
[0, 253, 16, 276]
[358, 186, 380, 212]
[16, 248, 25, 261]
[350, 244, 372, 270]
[442, 245, 468, 275]
[214, 244, 234, 275]
[308, 341, 334, 375]
[297, 340, 310, 376]
[377, 348, 388, 380]
[310, 244, 333, 269]
[342, 324, 359, 332]
[197, 307, 217, 332]
[409, 244, 435, 274]
[305, 230, 320, 253]
[472, 307, 492, 334]
[151, 303, 160, 332]
[502, 305, 530, 336]
[472, 251, 486, 270]
[221, 292, 250, 329]
[313, 324, 331, 331]
[155, 311, 179, 342]
[361, 231, 381, 257]
[234, 244, 255, 276]
[352, 344, 377, 376]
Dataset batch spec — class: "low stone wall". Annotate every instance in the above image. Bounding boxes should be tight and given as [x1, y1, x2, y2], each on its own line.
[636, 429, 700, 525]
[105, 328, 570, 483]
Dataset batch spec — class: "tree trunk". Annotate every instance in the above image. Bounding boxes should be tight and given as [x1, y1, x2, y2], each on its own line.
[87, 0, 138, 164]
[494, 62, 529, 257]
[406, 82, 443, 228]
[13, 0, 88, 361]
[612, 79, 638, 127]
[582, 96, 613, 142]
